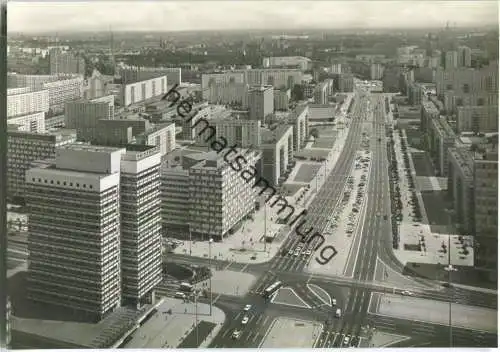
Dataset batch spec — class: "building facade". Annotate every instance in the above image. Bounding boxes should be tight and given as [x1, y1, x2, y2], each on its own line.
[260, 125, 294, 186]
[119, 145, 163, 306]
[7, 87, 50, 118]
[25, 144, 123, 321]
[120, 75, 167, 106]
[213, 119, 261, 148]
[248, 86, 274, 120]
[8, 111, 46, 133]
[273, 88, 291, 111]
[66, 95, 115, 141]
[7, 129, 77, 201]
[456, 105, 499, 133]
[49, 49, 86, 75]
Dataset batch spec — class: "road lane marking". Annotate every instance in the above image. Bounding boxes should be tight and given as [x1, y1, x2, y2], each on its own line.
[258, 317, 277, 348]
[307, 283, 332, 306]
[270, 287, 312, 309]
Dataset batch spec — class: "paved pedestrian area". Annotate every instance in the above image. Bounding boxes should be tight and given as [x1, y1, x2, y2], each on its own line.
[369, 331, 409, 347]
[374, 293, 497, 332]
[260, 318, 322, 348]
[124, 297, 225, 349]
[198, 270, 256, 296]
[391, 129, 474, 267]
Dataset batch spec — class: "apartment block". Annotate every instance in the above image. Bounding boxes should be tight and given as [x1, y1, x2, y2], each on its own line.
[66, 95, 115, 141]
[445, 51, 459, 69]
[161, 149, 261, 240]
[206, 81, 249, 108]
[435, 61, 498, 100]
[288, 104, 309, 152]
[120, 75, 167, 106]
[456, 105, 499, 133]
[7, 129, 77, 201]
[7, 87, 50, 118]
[248, 86, 274, 120]
[213, 119, 261, 148]
[260, 125, 294, 186]
[274, 88, 291, 111]
[120, 66, 181, 86]
[370, 63, 384, 80]
[314, 82, 329, 104]
[49, 49, 85, 75]
[421, 99, 440, 133]
[201, 72, 246, 100]
[8, 112, 46, 133]
[135, 123, 176, 156]
[25, 144, 124, 321]
[429, 117, 456, 176]
[447, 147, 475, 235]
[119, 145, 162, 306]
[43, 75, 85, 108]
[473, 150, 498, 280]
[339, 73, 354, 92]
[262, 56, 311, 70]
[7, 73, 60, 91]
[457, 46, 472, 68]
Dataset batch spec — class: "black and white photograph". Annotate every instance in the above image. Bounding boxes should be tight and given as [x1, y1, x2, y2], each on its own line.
[2, 0, 498, 349]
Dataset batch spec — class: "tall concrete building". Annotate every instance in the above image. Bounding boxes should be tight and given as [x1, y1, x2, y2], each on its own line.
[119, 75, 167, 106]
[456, 105, 499, 133]
[473, 148, 498, 281]
[260, 125, 294, 186]
[7, 87, 50, 118]
[288, 104, 309, 152]
[65, 95, 115, 141]
[49, 49, 85, 75]
[429, 117, 456, 176]
[248, 86, 274, 120]
[213, 119, 261, 148]
[7, 129, 77, 201]
[25, 144, 124, 321]
[370, 63, 384, 80]
[445, 51, 459, 69]
[161, 149, 261, 240]
[457, 46, 472, 68]
[206, 81, 249, 108]
[273, 88, 291, 111]
[339, 73, 354, 92]
[119, 145, 163, 306]
[313, 82, 329, 104]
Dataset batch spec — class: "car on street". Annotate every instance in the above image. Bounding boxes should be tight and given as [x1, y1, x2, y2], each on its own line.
[331, 298, 337, 306]
[232, 330, 242, 339]
[288, 249, 294, 256]
[401, 290, 413, 296]
[343, 335, 351, 346]
[241, 316, 249, 325]
[294, 250, 300, 257]
[243, 304, 252, 311]
[335, 308, 342, 317]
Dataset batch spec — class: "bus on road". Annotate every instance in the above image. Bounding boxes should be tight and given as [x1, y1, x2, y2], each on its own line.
[262, 281, 283, 298]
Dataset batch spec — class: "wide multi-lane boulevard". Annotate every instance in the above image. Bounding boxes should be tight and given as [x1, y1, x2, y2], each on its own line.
[164, 89, 498, 348]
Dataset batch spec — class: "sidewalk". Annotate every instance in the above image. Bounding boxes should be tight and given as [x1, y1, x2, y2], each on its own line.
[124, 297, 225, 349]
[391, 129, 474, 267]
[172, 117, 352, 265]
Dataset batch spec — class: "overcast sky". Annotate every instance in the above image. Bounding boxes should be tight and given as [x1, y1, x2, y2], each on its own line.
[8, 1, 499, 33]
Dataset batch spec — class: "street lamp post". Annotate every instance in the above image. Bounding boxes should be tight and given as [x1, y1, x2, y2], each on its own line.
[209, 238, 213, 316]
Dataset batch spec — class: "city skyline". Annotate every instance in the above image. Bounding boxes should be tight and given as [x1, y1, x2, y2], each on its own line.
[8, 0, 499, 33]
